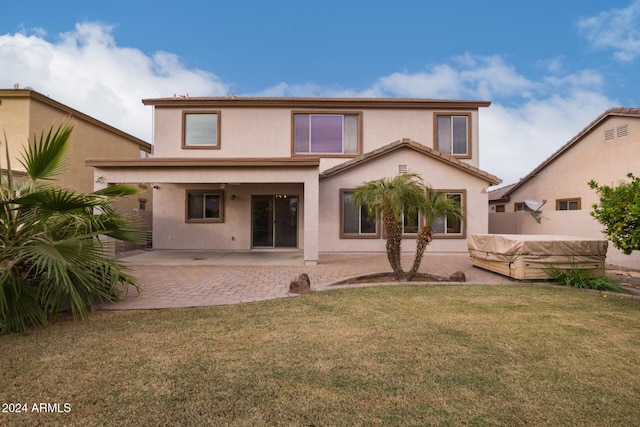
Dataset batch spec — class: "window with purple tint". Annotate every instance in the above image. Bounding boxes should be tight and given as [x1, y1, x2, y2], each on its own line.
[294, 113, 359, 154]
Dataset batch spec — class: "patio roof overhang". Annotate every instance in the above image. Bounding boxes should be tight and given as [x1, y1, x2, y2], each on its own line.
[86, 157, 320, 168]
[86, 157, 321, 184]
[87, 157, 321, 265]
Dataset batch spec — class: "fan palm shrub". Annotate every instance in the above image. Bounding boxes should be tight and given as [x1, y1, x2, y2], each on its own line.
[0, 123, 141, 333]
[407, 189, 463, 280]
[352, 172, 464, 280]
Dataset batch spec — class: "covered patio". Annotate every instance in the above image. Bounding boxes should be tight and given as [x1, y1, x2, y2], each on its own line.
[87, 157, 321, 265]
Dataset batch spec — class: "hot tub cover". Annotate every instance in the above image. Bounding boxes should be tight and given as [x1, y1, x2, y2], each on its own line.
[468, 234, 608, 261]
[468, 234, 608, 279]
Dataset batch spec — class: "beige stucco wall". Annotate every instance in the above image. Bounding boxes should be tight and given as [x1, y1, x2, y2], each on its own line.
[92, 164, 320, 264]
[28, 100, 147, 194]
[489, 115, 640, 269]
[152, 106, 480, 170]
[97, 99, 491, 261]
[0, 90, 153, 213]
[152, 182, 305, 250]
[319, 147, 490, 253]
[0, 97, 31, 169]
[0, 90, 151, 191]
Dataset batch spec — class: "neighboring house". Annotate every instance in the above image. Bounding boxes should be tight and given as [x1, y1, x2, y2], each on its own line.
[88, 97, 501, 265]
[489, 107, 640, 269]
[0, 88, 154, 249]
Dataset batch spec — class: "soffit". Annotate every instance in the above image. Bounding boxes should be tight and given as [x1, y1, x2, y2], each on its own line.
[86, 157, 320, 168]
[142, 96, 491, 110]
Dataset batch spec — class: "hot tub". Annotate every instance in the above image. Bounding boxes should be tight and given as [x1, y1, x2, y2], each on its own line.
[468, 234, 608, 280]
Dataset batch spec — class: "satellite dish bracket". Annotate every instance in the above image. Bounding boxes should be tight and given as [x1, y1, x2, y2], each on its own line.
[524, 199, 547, 223]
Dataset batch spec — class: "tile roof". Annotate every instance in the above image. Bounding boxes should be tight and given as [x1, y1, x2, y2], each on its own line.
[488, 183, 516, 202]
[319, 138, 502, 185]
[142, 96, 491, 109]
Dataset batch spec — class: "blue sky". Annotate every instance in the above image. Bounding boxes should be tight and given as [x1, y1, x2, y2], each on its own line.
[2, 0, 640, 185]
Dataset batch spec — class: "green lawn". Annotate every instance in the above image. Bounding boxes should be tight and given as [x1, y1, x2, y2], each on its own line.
[1, 285, 639, 426]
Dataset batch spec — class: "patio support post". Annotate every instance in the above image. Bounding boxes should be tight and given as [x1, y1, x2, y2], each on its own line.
[303, 173, 319, 265]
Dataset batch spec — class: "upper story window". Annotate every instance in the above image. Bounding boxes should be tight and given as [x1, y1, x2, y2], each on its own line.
[183, 111, 221, 149]
[435, 113, 470, 157]
[293, 113, 360, 155]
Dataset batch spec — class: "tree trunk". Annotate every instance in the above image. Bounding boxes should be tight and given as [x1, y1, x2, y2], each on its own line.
[407, 225, 433, 280]
[382, 209, 404, 280]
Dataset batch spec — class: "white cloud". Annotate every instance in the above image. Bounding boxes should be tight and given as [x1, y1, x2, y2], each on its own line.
[0, 23, 618, 186]
[536, 56, 566, 74]
[479, 90, 612, 185]
[0, 23, 229, 141]
[577, 0, 640, 62]
[365, 54, 533, 100]
[252, 81, 361, 98]
[339, 55, 614, 184]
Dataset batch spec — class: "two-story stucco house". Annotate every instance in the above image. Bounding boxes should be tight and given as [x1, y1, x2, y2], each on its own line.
[1, 88, 155, 252]
[488, 107, 640, 269]
[88, 97, 501, 265]
[0, 88, 152, 198]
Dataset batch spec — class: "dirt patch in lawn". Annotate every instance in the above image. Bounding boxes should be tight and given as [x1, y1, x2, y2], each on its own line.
[606, 271, 640, 296]
[332, 272, 458, 286]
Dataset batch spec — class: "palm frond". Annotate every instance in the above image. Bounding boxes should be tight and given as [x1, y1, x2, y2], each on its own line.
[19, 122, 73, 183]
[1, 123, 141, 333]
[93, 184, 139, 198]
[421, 188, 465, 226]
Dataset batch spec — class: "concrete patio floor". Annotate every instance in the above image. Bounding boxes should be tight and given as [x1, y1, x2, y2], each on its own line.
[98, 250, 517, 310]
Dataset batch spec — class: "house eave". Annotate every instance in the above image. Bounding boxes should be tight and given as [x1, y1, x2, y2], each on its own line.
[0, 89, 152, 153]
[86, 157, 321, 168]
[503, 107, 640, 198]
[319, 139, 502, 186]
[142, 96, 491, 110]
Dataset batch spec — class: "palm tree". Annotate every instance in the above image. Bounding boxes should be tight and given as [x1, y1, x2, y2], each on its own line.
[406, 189, 464, 280]
[352, 172, 427, 280]
[0, 123, 141, 333]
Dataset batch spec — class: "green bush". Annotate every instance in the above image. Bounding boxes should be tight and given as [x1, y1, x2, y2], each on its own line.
[546, 264, 624, 293]
[589, 173, 640, 255]
[1, 123, 141, 333]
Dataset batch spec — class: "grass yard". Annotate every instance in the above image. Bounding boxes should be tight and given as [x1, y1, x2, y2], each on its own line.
[1, 285, 639, 426]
